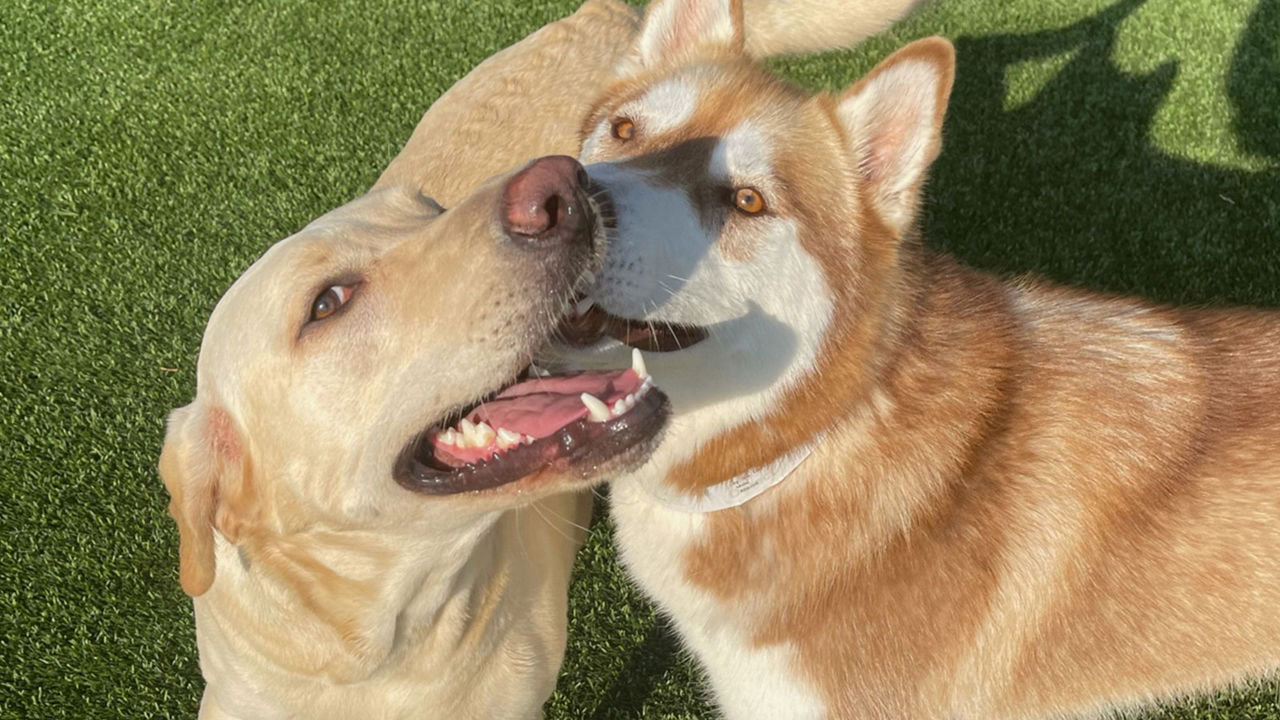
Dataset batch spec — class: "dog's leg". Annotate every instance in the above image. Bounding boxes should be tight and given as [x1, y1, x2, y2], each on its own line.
[743, 0, 930, 56]
[197, 690, 250, 720]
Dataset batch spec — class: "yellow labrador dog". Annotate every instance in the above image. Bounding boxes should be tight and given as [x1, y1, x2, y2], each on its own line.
[158, 1, 925, 718]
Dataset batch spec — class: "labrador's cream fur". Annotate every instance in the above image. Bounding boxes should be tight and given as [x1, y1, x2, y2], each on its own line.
[159, 1, 926, 717]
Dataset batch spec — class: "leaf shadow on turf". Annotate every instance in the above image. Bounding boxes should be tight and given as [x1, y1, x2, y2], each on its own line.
[567, 1, 1280, 717]
[926, 0, 1280, 307]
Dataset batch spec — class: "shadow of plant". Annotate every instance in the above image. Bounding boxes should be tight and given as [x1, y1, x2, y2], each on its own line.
[927, 0, 1279, 306]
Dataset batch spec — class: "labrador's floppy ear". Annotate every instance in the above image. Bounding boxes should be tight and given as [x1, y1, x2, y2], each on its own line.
[624, 0, 745, 73]
[158, 403, 253, 596]
[834, 36, 956, 237]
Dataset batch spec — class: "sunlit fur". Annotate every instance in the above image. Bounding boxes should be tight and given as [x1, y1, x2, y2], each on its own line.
[157, 0, 930, 717]
[158, 3, 636, 717]
[554, 1, 1280, 718]
[161, 170, 604, 719]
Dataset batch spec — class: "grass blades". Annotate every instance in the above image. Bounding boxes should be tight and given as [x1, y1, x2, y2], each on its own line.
[1, 0, 1277, 718]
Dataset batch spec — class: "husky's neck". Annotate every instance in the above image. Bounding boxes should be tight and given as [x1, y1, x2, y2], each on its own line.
[627, 247, 1014, 513]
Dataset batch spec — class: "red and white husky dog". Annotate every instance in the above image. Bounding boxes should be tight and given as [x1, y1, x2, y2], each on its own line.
[550, 0, 1280, 718]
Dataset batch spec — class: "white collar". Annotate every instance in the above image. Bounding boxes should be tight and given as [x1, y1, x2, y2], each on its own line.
[645, 439, 820, 514]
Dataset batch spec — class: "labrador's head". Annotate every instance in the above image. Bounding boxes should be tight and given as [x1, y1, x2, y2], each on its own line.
[159, 156, 668, 598]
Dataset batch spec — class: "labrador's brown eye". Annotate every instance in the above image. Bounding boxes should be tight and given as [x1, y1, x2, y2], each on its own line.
[733, 187, 766, 215]
[311, 284, 354, 321]
[611, 118, 635, 141]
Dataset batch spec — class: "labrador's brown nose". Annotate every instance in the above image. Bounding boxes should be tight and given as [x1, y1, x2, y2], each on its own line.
[502, 155, 591, 244]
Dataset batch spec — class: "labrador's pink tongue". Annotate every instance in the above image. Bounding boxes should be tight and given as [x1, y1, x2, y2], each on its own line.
[471, 393, 590, 438]
[428, 369, 644, 469]
[469, 369, 642, 437]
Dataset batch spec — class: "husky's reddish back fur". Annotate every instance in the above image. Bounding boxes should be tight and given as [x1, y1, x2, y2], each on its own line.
[565, 1, 1280, 717]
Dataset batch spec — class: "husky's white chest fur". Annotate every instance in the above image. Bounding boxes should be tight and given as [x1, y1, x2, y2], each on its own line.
[610, 476, 828, 720]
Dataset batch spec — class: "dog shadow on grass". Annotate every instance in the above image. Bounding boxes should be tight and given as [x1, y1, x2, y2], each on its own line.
[561, 0, 1279, 717]
[928, 0, 1279, 307]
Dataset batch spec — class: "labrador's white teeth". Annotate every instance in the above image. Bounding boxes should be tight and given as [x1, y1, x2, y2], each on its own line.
[529, 362, 551, 378]
[458, 418, 479, 447]
[496, 428, 522, 450]
[574, 296, 595, 316]
[473, 421, 496, 447]
[581, 393, 611, 422]
[523, 434, 536, 445]
[608, 391, 643, 418]
[439, 428, 460, 446]
[631, 348, 647, 379]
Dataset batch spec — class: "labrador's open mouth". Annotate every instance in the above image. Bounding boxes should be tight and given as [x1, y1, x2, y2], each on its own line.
[395, 183, 672, 495]
[557, 298, 708, 352]
[396, 348, 668, 495]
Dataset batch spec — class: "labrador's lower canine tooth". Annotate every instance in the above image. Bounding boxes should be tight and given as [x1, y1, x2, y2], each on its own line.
[631, 347, 647, 379]
[581, 393, 611, 422]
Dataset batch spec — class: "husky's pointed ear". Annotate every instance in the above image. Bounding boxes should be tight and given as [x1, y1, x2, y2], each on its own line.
[835, 37, 955, 236]
[624, 0, 745, 72]
[158, 403, 255, 597]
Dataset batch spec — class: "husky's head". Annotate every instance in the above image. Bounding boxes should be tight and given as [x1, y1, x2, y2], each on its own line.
[554, 0, 956, 491]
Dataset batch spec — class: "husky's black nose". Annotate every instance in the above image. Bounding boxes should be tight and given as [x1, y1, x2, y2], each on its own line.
[502, 155, 591, 244]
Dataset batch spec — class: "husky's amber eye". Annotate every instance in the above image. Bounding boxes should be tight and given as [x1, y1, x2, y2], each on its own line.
[733, 187, 766, 215]
[310, 284, 355, 322]
[611, 118, 636, 141]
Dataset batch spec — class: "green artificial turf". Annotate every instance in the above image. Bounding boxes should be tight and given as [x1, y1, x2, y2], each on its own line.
[1, 0, 1277, 717]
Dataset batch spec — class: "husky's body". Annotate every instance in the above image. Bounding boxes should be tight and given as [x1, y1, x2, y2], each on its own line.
[552, 1, 1280, 717]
